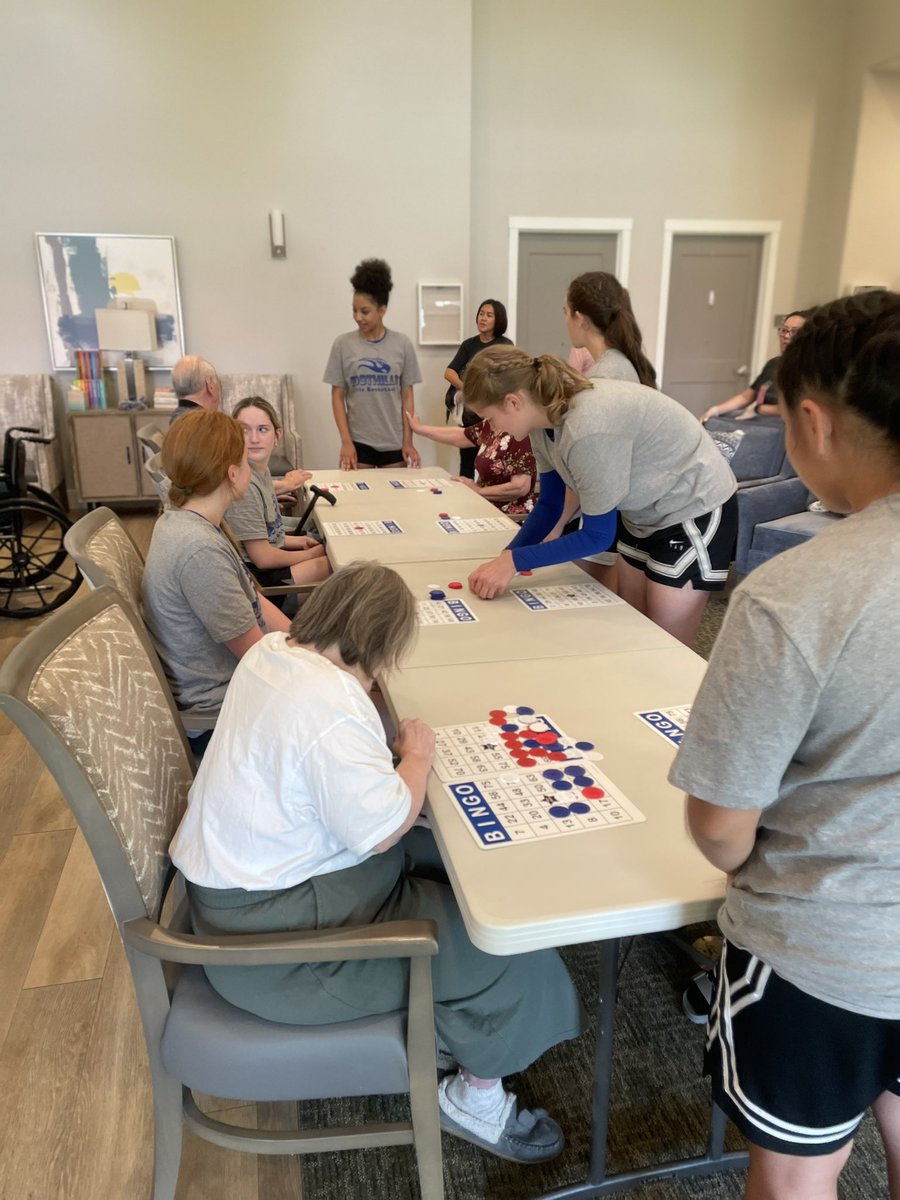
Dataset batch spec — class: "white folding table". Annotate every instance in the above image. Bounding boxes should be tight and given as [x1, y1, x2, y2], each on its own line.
[383, 649, 748, 1197]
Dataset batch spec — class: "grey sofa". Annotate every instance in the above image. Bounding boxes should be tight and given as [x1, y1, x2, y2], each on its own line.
[704, 416, 841, 573]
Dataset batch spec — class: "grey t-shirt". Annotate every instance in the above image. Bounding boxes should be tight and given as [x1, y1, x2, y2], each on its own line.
[670, 494, 900, 1019]
[226, 467, 284, 558]
[587, 348, 639, 383]
[530, 382, 736, 537]
[142, 509, 264, 714]
[323, 328, 422, 452]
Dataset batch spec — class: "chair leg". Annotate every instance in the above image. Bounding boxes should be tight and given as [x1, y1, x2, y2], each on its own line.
[150, 1076, 184, 1200]
[407, 957, 444, 1199]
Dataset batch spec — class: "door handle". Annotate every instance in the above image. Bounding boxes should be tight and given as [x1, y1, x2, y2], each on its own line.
[734, 364, 749, 377]
[126, 445, 132, 465]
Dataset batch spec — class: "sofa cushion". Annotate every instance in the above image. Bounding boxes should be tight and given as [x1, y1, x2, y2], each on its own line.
[704, 416, 786, 481]
[746, 510, 843, 573]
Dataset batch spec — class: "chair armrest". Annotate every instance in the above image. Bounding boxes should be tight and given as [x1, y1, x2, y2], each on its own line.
[122, 915, 439, 966]
[258, 582, 320, 598]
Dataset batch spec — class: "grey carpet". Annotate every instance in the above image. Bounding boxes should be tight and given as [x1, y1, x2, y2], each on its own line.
[298, 582, 889, 1198]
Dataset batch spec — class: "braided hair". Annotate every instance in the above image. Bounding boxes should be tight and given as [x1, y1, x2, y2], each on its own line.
[462, 345, 590, 426]
[779, 291, 900, 458]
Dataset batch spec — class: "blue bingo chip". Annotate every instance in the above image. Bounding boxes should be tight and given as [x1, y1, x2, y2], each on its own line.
[542, 769, 564, 780]
[429, 589, 446, 600]
[548, 805, 571, 818]
[564, 766, 586, 777]
[575, 741, 595, 751]
[523, 738, 539, 747]
[569, 802, 591, 814]
[516, 706, 535, 715]
[500, 723, 519, 732]
[552, 780, 573, 791]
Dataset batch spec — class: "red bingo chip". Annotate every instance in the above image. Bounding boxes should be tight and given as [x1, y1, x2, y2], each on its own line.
[448, 581, 463, 589]
[582, 786, 605, 799]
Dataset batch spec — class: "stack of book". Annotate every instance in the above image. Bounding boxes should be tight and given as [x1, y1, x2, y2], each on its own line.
[69, 350, 109, 409]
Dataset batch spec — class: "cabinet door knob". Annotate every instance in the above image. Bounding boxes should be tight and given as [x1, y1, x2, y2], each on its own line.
[126, 445, 132, 464]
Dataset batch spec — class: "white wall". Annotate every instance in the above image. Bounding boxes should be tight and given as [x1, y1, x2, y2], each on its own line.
[0, 0, 472, 469]
[469, 0, 857, 368]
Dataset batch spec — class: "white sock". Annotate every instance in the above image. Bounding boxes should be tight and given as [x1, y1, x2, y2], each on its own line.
[438, 1072, 515, 1143]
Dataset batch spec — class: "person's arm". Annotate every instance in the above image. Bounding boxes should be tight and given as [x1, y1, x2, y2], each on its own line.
[507, 470, 568, 548]
[544, 487, 581, 541]
[469, 510, 618, 597]
[282, 533, 322, 551]
[464, 473, 532, 501]
[223, 624, 265, 660]
[242, 538, 327, 570]
[331, 387, 357, 469]
[373, 719, 436, 851]
[444, 367, 464, 392]
[400, 385, 420, 468]
[406, 411, 470, 448]
[273, 468, 312, 496]
[685, 795, 762, 873]
[701, 388, 754, 423]
[260, 593, 291, 632]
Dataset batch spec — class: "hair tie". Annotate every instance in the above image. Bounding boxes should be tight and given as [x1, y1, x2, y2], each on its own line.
[533, 356, 542, 370]
[173, 482, 193, 496]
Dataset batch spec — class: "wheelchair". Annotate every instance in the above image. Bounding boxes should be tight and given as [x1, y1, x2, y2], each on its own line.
[0, 427, 81, 619]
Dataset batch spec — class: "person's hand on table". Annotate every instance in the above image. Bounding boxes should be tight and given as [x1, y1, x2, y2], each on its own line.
[468, 550, 516, 600]
[403, 440, 421, 469]
[339, 441, 358, 471]
[451, 475, 479, 492]
[393, 718, 435, 764]
[294, 535, 321, 551]
[280, 468, 312, 492]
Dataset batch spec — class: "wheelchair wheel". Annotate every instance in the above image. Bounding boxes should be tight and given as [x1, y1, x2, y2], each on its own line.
[0, 498, 81, 619]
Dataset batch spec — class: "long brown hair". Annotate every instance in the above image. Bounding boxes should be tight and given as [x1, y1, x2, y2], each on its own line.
[161, 409, 246, 507]
[463, 345, 590, 426]
[231, 395, 282, 436]
[567, 272, 657, 387]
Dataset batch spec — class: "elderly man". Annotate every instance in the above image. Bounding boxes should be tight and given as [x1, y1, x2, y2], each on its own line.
[170, 356, 221, 420]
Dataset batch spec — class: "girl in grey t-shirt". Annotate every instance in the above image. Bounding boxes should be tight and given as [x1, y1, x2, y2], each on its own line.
[673, 290, 900, 1190]
[462, 345, 736, 646]
[324, 258, 422, 470]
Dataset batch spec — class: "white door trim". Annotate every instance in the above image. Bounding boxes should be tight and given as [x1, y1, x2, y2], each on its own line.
[655, 219, 781, 385]
[507, 216, 633, 343]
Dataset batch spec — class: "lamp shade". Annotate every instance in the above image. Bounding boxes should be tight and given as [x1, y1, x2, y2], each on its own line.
[95, 307, 158, 352]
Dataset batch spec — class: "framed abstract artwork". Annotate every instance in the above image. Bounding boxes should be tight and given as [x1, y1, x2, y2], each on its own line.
[35, 232, 185, 370]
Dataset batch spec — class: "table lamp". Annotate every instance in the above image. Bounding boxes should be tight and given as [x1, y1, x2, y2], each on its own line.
[95, 305, 159, 407]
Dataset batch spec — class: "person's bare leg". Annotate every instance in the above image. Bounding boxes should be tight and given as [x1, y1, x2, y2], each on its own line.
[873, 1090, 900, 1199]
[616, 557, 648, 614]
[645, 579, 710, 647]
[745, 1139, 853, 1200]
[577, 557, 619, 593]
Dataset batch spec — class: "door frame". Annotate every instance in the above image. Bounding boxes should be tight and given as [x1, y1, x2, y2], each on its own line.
[507, 216, 633, 343]
[654, 218, 781, 385]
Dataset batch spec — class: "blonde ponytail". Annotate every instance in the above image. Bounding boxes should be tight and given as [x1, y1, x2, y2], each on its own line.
[463, 346, 589, 426]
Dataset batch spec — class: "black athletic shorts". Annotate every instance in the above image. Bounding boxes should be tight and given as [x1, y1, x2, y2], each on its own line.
[706, 940, 900, 1156]
[616, 493, 738, 591]
[352, 441, 405, 468]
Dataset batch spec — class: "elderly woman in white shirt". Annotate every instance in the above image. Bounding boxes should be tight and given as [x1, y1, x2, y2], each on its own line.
[169, 561, 585, 1164]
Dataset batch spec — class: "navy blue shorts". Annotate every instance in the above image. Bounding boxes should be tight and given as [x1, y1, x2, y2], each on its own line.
[706, 940, 900, 1155]
[617, 494, 738, 591]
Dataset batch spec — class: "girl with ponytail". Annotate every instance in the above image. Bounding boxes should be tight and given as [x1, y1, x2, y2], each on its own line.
[672, 292, 900, 1196]
[462, 345, 737, 646]
[564, 272, 657, 387]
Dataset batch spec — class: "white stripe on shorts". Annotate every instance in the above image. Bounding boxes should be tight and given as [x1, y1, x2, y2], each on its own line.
[617, 504, 728, 583]
[709, 943, 864, 1147]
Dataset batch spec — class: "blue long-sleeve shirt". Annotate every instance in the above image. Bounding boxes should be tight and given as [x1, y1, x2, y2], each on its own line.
[507, 470, 617, 571]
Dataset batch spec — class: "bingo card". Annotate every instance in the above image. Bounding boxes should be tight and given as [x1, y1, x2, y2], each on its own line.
[416, 599, 479, 626]
[321, 519, 404, 536]
[634, 705, 692, 747]
[434, 705, 644, 849]
[511, 582, 625, 610]
[437, 515, 510, 534]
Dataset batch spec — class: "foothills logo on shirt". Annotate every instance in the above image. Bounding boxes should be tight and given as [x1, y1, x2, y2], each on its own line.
[350, 357, 401, 392]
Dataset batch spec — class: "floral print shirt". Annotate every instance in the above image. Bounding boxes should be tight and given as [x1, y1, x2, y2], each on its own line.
[464, 420, 537, 516]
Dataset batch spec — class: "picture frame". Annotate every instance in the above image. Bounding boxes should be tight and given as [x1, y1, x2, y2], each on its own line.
[35, 232, 185, 370]
[417, 281, 463, 346]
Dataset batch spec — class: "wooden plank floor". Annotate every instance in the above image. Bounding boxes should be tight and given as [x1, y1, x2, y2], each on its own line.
[0, 514, 304, 1200]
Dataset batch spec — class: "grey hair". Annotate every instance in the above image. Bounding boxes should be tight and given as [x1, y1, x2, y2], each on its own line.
[171, 355, 218, 399]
